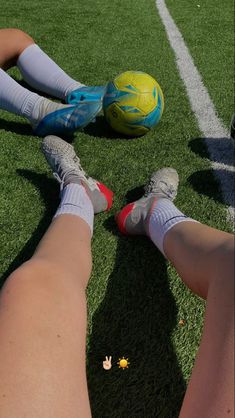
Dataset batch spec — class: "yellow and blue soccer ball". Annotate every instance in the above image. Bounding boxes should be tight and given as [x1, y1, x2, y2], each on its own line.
[103, 71, 164, 136]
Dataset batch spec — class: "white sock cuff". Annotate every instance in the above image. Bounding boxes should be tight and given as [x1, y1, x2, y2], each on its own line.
[17, 43, 40, 63]
[54, 184, 94, 235]
[149, 199, 198, 256]
[22, 94, 42, 120]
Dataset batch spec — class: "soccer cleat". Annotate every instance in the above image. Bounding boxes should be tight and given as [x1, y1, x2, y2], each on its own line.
[116, 168, 179, 235]
[41, 135, 113, 213]
[66, 85, 107, 105]
[34, 100, 102, 137]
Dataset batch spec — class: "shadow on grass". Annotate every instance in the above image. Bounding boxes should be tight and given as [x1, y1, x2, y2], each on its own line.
[188, 137, 235, 208]
[0, 169, 59, 287]
[83, 115, 143, 141]
[189, 137, 234, 167]
[0, 117, 76, 143]
[0, 117, 32, 137]
[188, 168, 234, 208]
[87, 187, 186, 418]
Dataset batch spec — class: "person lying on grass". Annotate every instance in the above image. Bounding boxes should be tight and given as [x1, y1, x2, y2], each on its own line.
[0, 28, 106, 137]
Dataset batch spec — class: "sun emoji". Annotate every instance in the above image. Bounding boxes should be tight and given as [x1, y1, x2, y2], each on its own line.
[117, 357, 130, 370]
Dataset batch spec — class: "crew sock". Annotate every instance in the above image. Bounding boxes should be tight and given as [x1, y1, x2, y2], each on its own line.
[17, 44, 84, 100]
[54, 184, 94, 234]
[148, 198, 197, 256]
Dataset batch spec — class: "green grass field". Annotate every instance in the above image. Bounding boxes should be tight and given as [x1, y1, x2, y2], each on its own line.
[0, 0, 233, 417]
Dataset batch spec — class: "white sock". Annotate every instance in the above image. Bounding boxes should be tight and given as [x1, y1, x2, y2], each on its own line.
[0, 68, 72, 127]
[148, 198, 198, 256]
[17, 44, 84, 100]
[0, 67, 42, 121]
[54, 184, 94, 235]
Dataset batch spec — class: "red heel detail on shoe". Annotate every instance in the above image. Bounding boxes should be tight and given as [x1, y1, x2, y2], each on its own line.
[115, 203, 135, 235]
[97, 182, 114, 210]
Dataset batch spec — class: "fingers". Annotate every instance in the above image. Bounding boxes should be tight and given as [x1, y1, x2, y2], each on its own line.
[103, 356, 112, 370]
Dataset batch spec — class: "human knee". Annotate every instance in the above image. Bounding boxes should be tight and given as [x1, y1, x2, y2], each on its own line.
[3, 259, 65, 292]
[9, 28, 35, 54]
[8, 28, 33, 41]
[3, 258, 88, 297]
[0, 28, 35, 69]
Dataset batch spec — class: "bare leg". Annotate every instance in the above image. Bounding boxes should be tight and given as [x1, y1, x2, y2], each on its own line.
[0, 134, 113, 417]
[164, 222, 234, 418]
[0, 215, 92, 418]
[116, 168, 234, 417]
[0, 28, 34, 70]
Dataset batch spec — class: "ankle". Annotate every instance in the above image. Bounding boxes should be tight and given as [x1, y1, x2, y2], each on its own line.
[64, 81, 85, 99]
[148, 198, 196, 256]
[30, 97, 68, 127]
[116, 196, 156, 236]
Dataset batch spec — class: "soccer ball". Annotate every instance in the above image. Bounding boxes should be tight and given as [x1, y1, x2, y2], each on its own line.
[103, 71, 164, 136]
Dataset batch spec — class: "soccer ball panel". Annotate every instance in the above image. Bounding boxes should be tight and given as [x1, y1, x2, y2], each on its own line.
[105, 102, 149, 136]
[103, 71, 164, 137]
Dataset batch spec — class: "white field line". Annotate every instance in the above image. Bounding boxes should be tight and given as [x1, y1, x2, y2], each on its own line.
[156, 0, 235, 224]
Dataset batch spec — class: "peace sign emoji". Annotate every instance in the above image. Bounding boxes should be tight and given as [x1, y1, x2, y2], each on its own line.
[103, 356, 112, 370]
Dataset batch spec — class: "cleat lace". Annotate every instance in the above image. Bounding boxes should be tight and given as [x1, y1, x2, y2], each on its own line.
[53, 172, 66, 190]
[144, 178, 176, 199]
[51, 153, 88, 189]
[51, 153, 98, 191]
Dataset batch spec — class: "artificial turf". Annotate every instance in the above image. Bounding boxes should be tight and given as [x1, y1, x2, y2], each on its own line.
[0, 0, 233, 416]
[166, 0, 234, 128]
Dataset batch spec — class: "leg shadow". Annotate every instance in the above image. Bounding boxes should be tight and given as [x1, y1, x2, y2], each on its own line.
[0, 117, 32, 136]
[0, 169, 59, 287]
[188, 168, 235, 208]
[87, 197, 186, 417]
[189, 137, 235, 210]
[83, 115, 143, 141]
[189, 137, 235, 167]
[0, 116, 76, 141]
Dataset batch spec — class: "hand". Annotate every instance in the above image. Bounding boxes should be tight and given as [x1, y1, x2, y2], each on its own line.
[103, 356, 112, 370]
